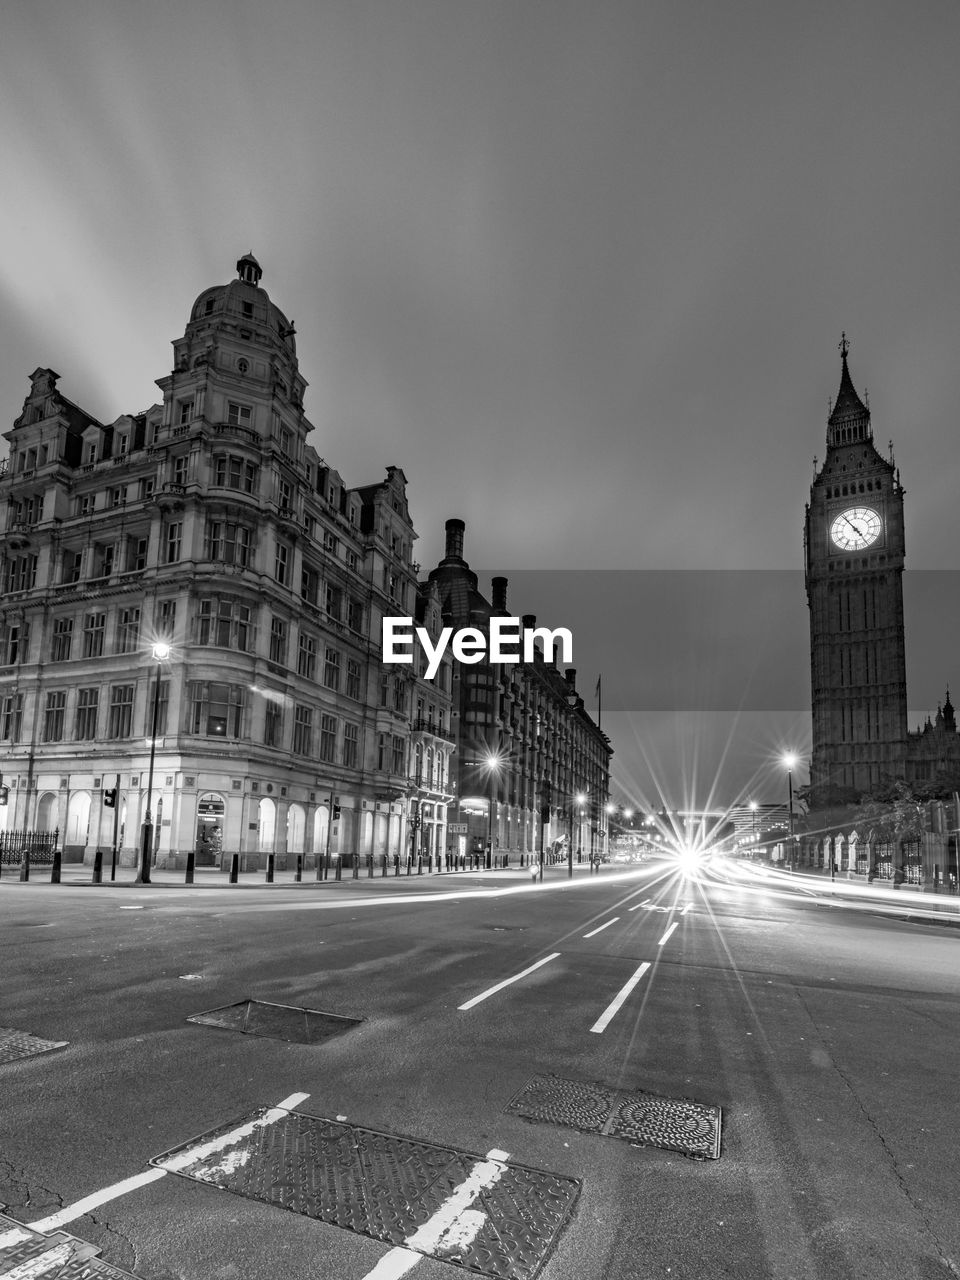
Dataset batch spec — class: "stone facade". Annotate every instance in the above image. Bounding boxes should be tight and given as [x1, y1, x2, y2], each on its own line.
[0, 256, 455, 870]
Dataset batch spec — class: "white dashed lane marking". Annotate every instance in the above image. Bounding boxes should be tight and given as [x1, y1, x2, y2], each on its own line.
[589, 963, 651, 1033]
[583, 917, 619, 938]
[457, 954, 561, 1010]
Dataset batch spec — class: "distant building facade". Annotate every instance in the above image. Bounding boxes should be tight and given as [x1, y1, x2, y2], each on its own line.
[426, 519, 612, 863]
[0, 255, 454, 868]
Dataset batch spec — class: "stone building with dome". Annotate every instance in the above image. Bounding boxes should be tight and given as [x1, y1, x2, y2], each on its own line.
[0, 255, 456, 870]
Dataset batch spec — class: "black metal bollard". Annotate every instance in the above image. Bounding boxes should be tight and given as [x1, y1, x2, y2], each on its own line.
[406, 856, 412, 876]
[335, 858, 342, 880]
[368, 855, 373, 878]
[186, 851, 195, 884]
[394, 855, 400, 877]
[51, 845, 62, 885]
[266, 853, 275, 883]
[417, 857, 422, 875]
[19, 847, 30, 882]
[295, 854, 302, 883]
[92, 849, 103, 884]
[229, 853, 239, 884]
[353, 857, 359, 879]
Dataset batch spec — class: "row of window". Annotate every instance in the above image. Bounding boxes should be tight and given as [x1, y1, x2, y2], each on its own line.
[1, 683, 366, 768]
[1, 601, 369, 697]
[826, 479, 882, 500]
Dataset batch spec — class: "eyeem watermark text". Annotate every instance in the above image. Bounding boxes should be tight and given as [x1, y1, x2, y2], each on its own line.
[383, 617, 573, 680]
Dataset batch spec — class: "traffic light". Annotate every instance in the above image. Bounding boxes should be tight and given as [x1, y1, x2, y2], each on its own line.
[0, 786, 8, 806]
[103, 788, 117, 808]
[333, 799, 341, 821]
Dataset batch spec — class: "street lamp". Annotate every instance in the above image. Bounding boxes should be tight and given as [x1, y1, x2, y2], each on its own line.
[483, 751, 503, 870]
[574, 792, 586, 877]
[137, 641, 171, 885]
[781, 753, 798, 870]
[749, 800, 758, 858]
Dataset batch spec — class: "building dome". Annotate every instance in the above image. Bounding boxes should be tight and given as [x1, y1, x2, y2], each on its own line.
[187, 254, 297, 356]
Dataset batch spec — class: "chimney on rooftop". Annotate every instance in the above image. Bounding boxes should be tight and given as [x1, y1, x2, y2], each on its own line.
[444, 518, 465, 561]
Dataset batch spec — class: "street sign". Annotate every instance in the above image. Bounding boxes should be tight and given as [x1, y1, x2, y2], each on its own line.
[448, 823, 468, 834]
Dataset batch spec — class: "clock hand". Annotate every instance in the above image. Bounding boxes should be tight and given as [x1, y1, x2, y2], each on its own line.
[844, 515, 864, 536]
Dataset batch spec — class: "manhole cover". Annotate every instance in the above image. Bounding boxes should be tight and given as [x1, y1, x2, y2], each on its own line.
[152, 1107, 580, 1278]
[507, 1074, 721, 1159]
[186, 1000, 362, 1045]
[0, 1210, 143, 1277]
[0, 1027, 69, 1065]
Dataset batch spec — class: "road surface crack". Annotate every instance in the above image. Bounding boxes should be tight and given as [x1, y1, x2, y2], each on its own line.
[0, 1157, 138, 1269]
[793, 990, 960, 1277]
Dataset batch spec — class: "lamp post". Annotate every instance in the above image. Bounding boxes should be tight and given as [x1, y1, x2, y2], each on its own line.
[136, 641, 171, 885]
[782, 753, 798, 870]
[483, 751, 502, 870]
[749, 800, 758, 859]
[574, 792, 586, 877]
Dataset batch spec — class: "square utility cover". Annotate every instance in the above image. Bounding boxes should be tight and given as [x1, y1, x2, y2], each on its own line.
[186, 1000, 361, 1045]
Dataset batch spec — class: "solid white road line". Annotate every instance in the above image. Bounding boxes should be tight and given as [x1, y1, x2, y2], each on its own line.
[681, 903, 693, 915]
[583, 917, 619, 938]
[589, 962, 651, 1034]
[457, 954, 561, 1010]
[658, 922, 679, 945]
[27, 1091, 310, 1234]
[360, 1148, 510, 1280]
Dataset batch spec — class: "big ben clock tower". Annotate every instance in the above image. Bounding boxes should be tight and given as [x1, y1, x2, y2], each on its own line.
[804, 336, 908, 803]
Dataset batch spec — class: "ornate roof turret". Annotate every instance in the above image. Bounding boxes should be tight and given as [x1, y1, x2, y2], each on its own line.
[944, 689, 956, 732]
[827, 333, 872, 448]
[236, 252, 262, 286]
[183, 255, 298, 358]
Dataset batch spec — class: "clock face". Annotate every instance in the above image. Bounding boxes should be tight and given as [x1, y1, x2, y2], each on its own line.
[830, 506, 882, 550]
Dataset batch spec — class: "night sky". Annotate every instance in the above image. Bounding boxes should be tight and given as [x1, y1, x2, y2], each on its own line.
[2, 1, 959, 811]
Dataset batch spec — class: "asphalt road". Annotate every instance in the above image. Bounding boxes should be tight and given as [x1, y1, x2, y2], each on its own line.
[1, 860, 959, 1280]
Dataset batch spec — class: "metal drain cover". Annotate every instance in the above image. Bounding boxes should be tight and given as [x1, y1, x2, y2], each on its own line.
[507, 1074, 721, 1159]
[152, 1107, 580, 1278]
[186, 999, 362, 1044]
[0, 1026, 69, 1065]
[0, 1210, 143, 1277]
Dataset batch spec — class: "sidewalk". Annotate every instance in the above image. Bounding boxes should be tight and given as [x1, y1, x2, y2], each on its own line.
[0, 859, 609, 890]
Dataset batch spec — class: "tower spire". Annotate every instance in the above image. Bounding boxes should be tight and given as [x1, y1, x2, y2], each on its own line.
[827, 333, 871, 447]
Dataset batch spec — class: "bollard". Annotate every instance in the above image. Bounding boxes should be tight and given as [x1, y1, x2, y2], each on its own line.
[51, 846, 62, 885]
[186, 851, 195, 885]
[417, 857, 422, 876]
[19, 847, 30, 882]
[335, 858, 342, 881]
[92, 849, 103, 884]
[368, 855, 374, 879]
[295, 854, 302, 883]
[353, 857, 359, 879]
[229, 853, 239, 884]
[266, 853, 275, 883]
[394, 855, 400, 877]
[382, 856, 388, 878]
[406, 856, 412, 876]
